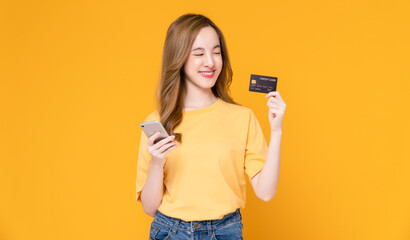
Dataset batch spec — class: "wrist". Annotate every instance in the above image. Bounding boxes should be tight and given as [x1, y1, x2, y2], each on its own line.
[150, 157, 165, 169]
[270, 129, 282, 135]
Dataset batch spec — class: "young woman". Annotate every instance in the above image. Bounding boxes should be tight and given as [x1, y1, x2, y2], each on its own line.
[136, 13, 286, 240]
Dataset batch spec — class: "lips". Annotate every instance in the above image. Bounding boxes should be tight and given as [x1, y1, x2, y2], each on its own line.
[199, 70, 215, 78]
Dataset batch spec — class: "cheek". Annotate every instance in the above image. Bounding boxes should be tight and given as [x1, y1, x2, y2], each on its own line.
[188, 60, 203, 73]
[216, 56, 223, 68]
[184, 60, 201, 78]
[184, 57, 192, 70]
[184, 61, 196, 75]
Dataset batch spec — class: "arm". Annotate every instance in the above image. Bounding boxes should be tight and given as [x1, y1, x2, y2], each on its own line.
[140, 159, 165, 217]
[251, 130, 282, 201]
[138, 132, 177, 217]
[251, 91, 285, 201]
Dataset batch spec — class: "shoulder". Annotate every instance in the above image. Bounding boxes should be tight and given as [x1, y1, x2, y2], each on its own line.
[219, 100, 261, 130]
[220, 99, 255, 117]
[143, 110, 160, 122]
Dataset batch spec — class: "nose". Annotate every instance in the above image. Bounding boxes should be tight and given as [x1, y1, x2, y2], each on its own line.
[204, 52, 215, 68]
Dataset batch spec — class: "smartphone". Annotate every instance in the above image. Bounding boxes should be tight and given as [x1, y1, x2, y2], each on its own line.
[140, 121, 170, 144]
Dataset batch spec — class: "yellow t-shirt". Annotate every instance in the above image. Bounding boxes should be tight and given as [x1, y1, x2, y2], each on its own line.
[136, 98, 268, 221]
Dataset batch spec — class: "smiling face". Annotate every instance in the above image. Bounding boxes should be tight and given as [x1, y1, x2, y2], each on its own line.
[183, 26, 223, 92]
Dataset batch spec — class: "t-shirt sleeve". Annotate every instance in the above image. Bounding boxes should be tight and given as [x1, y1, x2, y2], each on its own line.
[136, 128, 150, 202]
[244, 110, 268, 181]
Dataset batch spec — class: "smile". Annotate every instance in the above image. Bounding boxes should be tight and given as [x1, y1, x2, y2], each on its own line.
[199, 70, 215, 78]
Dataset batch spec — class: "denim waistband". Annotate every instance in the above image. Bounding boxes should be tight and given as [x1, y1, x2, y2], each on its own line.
[153, 208, 242, 231]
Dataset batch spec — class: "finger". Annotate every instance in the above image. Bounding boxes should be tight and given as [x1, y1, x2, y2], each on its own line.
[154, 135, 175, 148]
[265, 91, 278, 98]
[160, 144, 177, 157]
[147, 132, 161, 146]
[269, 108, 284, 115]
[268, 107, 281, 114]
[267, 97, 280, 105]
[155, 142, 177, 157]
[268, 101, 280, 108]
[156, 141, 177, 154]
[265, 91, 283, 101]
[275, 92, 283, 101]
[269, 102, 286, 110]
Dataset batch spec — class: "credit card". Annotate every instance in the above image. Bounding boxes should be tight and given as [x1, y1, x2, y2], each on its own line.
[249, 74, 278, 93]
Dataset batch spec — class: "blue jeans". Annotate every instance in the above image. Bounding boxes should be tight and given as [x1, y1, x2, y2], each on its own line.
[149, 208, 244, 240]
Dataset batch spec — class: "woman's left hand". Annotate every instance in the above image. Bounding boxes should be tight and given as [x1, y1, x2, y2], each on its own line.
[265, 91, 286, 132]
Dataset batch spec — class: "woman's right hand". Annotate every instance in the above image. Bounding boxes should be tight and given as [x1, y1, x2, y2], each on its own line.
[146, 132, 177, 166]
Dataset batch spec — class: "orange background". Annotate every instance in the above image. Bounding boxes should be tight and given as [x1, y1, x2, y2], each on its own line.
[1, 0, 409, 239]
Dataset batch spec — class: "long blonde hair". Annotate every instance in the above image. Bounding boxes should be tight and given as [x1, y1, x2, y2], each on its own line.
[155, 13, 240, 143]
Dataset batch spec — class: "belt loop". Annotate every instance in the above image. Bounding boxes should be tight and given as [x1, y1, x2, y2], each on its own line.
[171, 219, 180, 234]
[207, 220, 212, 236]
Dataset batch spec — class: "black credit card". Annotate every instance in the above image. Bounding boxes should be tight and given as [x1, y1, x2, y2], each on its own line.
[249, 74, 278, 93]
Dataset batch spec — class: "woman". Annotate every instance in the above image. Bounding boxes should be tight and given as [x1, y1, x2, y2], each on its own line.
[136, 13, 286, 240]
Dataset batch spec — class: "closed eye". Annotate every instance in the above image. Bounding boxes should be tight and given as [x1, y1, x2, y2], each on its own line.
[194, 52, 220, 56]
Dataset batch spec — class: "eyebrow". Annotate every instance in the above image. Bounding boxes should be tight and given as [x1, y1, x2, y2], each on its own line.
[191, 44, 221, 51]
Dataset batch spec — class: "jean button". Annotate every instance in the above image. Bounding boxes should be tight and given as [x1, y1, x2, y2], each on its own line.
[194, 223, 199, 228]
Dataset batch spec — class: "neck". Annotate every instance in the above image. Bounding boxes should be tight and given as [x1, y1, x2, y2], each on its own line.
[183, 87, 218, 111]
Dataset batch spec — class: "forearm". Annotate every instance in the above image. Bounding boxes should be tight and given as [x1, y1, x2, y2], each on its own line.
[256, 130, 282, 201]
[140, 160, 164, 217]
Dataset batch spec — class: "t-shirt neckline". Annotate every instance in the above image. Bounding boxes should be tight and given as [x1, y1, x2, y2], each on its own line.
[183, 98, 222, 116]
